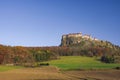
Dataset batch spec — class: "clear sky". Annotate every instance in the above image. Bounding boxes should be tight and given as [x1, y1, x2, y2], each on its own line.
[0, 0, 120, 46]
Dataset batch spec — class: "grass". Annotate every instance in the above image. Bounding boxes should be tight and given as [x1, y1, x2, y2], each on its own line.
[0, 65, 22, 72]
[43, 56, 120, 70]
[1, 56, 120, 71]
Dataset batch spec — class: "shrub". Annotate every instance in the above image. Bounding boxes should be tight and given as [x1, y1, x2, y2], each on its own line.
[115, 67, 120, 70]
[14, 56, 20, 63]
[101, 55, 115, 63]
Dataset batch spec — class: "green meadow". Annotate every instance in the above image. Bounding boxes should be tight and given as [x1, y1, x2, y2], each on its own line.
[0, 65, 22, 72]
[44, 56, 120, 70]
[0, 56, 120, 71]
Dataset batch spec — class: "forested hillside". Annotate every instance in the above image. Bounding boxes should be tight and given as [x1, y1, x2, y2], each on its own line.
[0, 33, 120, 65]
[0, 45, 58, 65]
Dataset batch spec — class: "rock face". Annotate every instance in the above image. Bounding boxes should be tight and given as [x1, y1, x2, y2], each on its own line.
[60, 32, 99, 46]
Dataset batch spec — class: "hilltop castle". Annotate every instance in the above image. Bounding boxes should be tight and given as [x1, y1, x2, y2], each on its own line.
[61, 32, 99, 46]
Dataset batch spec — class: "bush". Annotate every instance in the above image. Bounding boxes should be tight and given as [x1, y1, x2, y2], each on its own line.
[115, 67, 120, 70]
[101, 55, 115, 63]
[40, 63, 49, 66]
[14, 56, 20, 63]
[114, 56, 120, 63]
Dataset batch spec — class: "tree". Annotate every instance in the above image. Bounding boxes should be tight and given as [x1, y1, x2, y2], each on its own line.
[101, 55, 115, 63]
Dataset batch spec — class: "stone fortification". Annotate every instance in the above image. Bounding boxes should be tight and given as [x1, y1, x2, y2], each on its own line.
[61, 32, 99, 46]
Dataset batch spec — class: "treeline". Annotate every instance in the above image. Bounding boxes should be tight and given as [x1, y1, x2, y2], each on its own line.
[0, 41, 120, 65]
[0, 45, 58, 65]
[36, 46, 120, 57]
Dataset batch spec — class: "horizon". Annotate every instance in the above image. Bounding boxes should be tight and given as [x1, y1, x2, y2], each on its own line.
[0, 32, 119, 47]
[0, 0, 120, 46]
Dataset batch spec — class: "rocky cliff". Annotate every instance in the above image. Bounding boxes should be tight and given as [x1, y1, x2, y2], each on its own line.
[60, 32, 120, 57]
[60, 32, 99, 46]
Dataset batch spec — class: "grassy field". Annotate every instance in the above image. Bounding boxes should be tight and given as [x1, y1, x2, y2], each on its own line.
[0, 56, 120, 80]
[0, 66, 119, 80]
[0, 65, 22, 72]
[44, 56, 120, 70]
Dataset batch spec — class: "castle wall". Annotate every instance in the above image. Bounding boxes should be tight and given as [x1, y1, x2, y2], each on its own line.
[61, 32, 99, 46]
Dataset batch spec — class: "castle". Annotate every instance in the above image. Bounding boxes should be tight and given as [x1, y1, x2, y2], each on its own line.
[61, 32, 99, 46]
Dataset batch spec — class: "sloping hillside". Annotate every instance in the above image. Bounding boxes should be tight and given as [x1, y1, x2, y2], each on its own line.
[60, 33, 120, 57]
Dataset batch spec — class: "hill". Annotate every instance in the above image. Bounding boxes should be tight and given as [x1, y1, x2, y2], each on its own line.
[60, 33, 120, 57]
[0, 32, 120, 65]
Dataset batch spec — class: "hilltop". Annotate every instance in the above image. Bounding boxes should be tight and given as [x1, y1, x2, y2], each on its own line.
[61, 32, 99, 46]
[0, 32, 120, 65]
[60, 32, 114, 47]
[60, 32, 120, 51]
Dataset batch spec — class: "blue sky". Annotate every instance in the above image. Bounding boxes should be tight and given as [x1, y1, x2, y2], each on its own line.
[0, 0, 120, 46]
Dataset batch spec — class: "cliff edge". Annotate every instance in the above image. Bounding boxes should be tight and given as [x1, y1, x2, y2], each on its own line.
[60, 32, 99, 46]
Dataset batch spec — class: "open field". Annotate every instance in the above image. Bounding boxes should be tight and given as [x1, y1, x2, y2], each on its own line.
[0, 65, 22, 72]
[44, 56, 120, 70]
[0, 66, 68, 80]
[0, 56, 120, 80]
[63, 69, 120, 80]
[0, 66, 120, 80]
